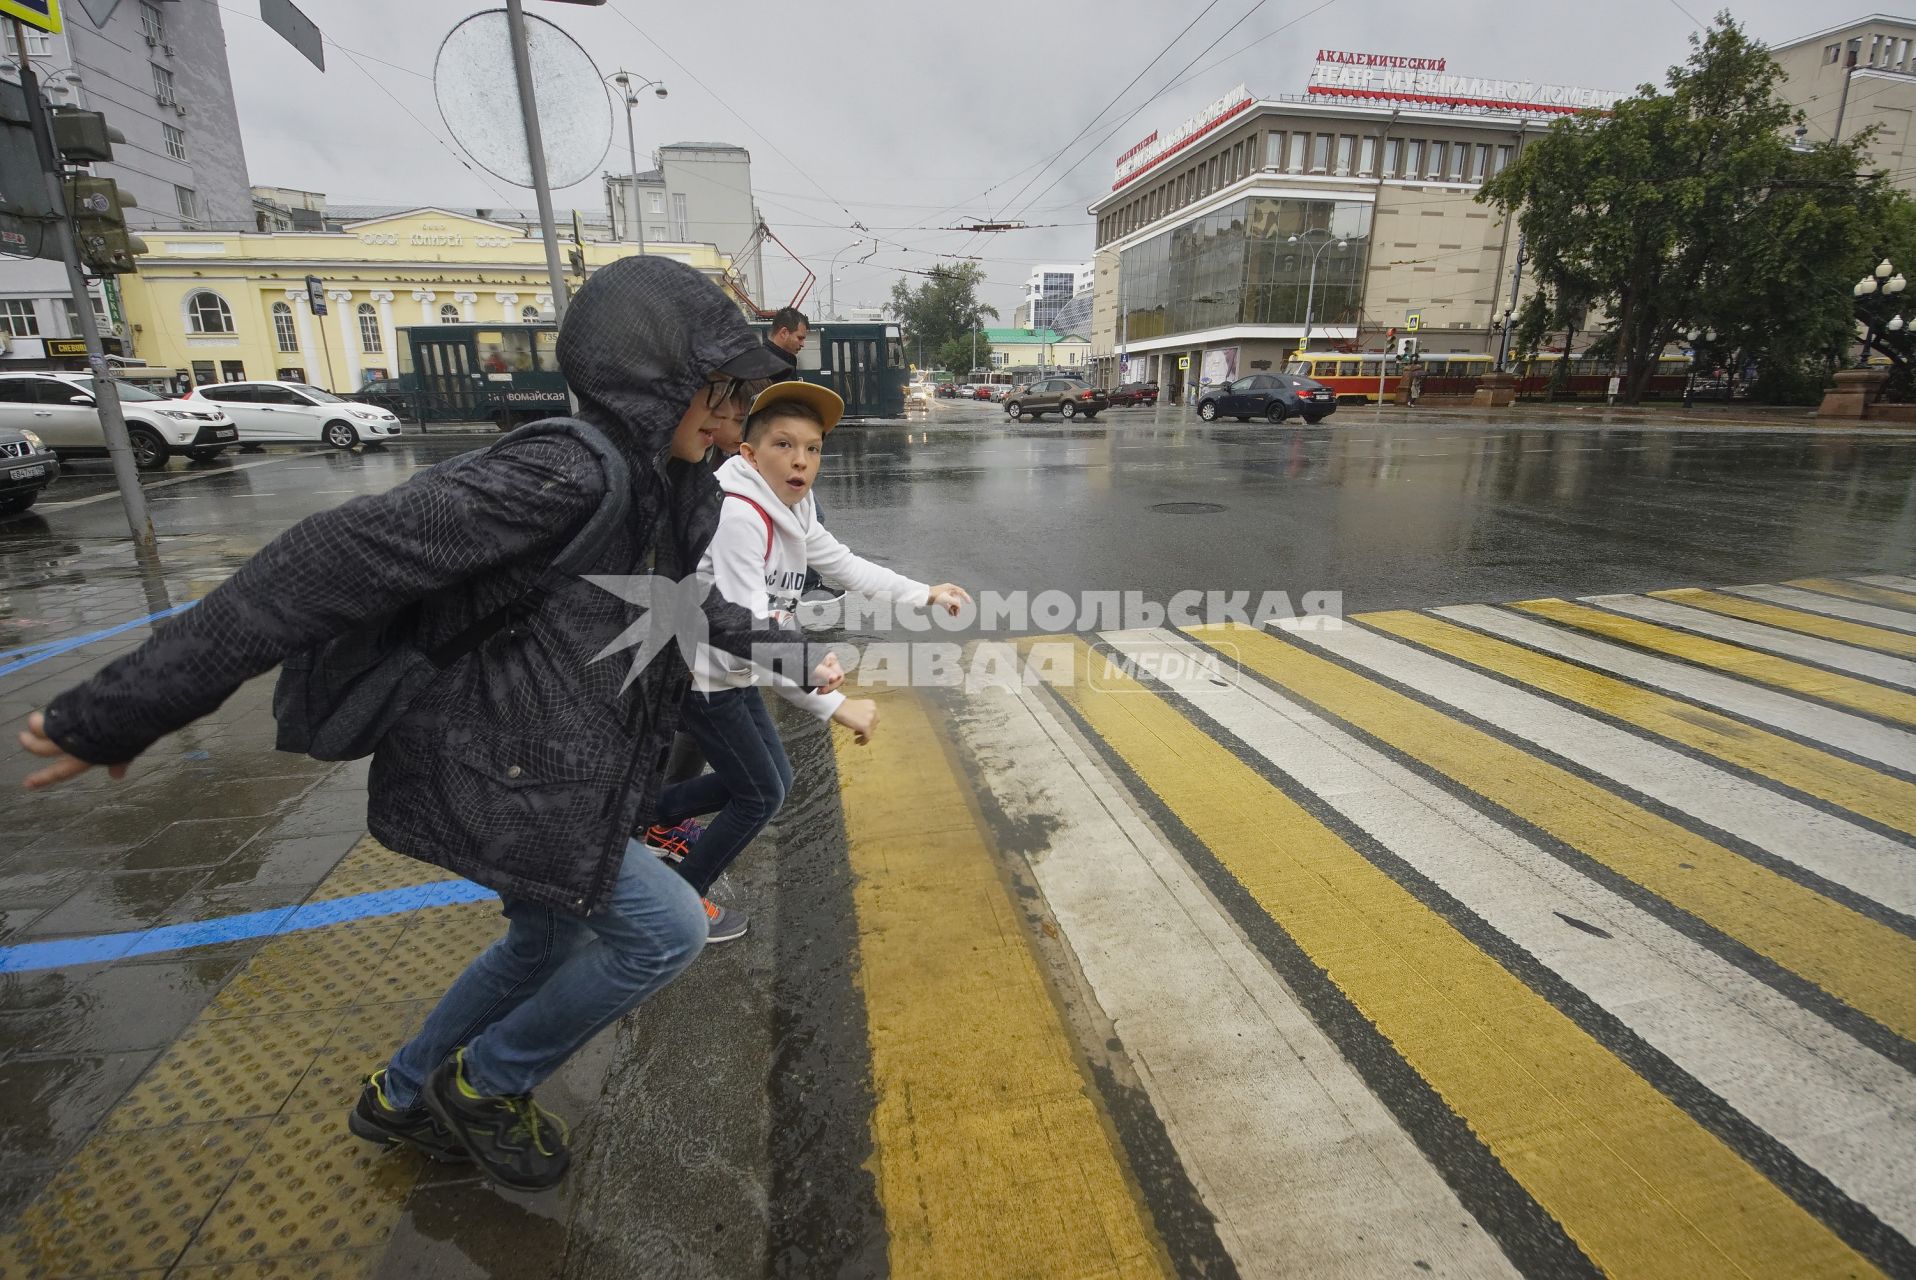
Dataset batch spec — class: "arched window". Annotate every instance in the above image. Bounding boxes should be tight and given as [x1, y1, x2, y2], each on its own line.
[521, 304, 539, 322]
[357, 302, 382, 353]
[439, 303, 459, 324]
[186, 291, 234, 334]
[271, 301, 297, 352]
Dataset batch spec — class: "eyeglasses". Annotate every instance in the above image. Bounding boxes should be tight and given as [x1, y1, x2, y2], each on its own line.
[704, 376, 744, 410]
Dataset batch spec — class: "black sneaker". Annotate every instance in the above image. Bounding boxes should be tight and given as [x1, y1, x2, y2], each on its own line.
[420, 1048, 571, 1192]
[347, 1069, 468, 1162]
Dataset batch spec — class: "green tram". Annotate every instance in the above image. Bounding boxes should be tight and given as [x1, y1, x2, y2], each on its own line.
[382, 320, 906, 427]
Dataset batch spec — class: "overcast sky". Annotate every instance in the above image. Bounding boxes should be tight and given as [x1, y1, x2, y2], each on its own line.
[220, 0, 1826, 320]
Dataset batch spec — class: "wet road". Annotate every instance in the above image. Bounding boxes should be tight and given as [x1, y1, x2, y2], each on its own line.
[0, 401, 1913, 1278]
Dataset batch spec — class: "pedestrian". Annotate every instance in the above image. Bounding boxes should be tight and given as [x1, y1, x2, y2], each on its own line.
[763, 307, 808, 383]
[15, 257, 841, 1194]
[645, 381, 971, 940]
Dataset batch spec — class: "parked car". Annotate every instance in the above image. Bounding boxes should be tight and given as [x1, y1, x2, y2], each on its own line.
[935, 382, 963, 398]
[1107, 381, 1159, 406]
[1197, 373, 1338, 424]
[191, 380, 404, 449]
[967, 383, 993, 400]
[983, 384, 1014, 402]
[0, 425, 60, 514]
[0, 371, 237, 471]
[1004, 377, 1108, 421]
[348, 377, 416, 422]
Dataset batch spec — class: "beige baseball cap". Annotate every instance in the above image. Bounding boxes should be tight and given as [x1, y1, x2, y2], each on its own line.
[747, 380, 845, 433]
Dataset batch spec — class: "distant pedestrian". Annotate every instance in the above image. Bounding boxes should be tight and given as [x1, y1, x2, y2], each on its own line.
[763, 307, 808, 383]
[16, 258, 841, 1195]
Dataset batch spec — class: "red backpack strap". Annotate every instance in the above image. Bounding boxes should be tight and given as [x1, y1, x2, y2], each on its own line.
[725, 492, 775, 563]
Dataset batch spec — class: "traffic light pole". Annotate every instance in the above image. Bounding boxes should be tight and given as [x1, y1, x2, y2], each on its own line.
[12, 19, 152, 548]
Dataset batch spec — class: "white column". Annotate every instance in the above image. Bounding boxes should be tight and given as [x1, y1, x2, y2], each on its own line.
[455, 291, 478, 321]
[535, 292, 552, 320]
[495, 292, 520, 322]
[414, 289, 437, 325]
[329, 291, 359, 388]
[370, 290, 396, 374]
[285, 288, 317, 381]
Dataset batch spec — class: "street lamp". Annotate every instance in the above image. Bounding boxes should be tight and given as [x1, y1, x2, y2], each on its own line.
[1288, 230, 1349, 359]
[828, 238, 865, 321]
[1853, 262, 1907, 365]
[606, 70, 667, 248]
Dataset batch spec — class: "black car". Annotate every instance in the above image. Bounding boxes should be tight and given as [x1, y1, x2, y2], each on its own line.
[1197, 373, 1338, 424]
[0, 426, 60, 515]
[1108, 381, 1160, 406]
[349, 378, 417, 423]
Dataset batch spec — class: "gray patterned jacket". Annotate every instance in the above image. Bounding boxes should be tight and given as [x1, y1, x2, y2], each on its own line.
[42, 259, 825, 913]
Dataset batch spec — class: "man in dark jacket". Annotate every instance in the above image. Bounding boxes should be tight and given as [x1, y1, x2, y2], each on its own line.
[763, 306, 807, 382]
[17, 258, 839, 1194]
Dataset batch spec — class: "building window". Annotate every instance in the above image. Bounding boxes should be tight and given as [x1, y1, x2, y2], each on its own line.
[1264, 132, 1284, 168]
[140, 1, 165, 42]
[1827, 43, 1841, 63]
[186, 291, 234, 334]
[151, 63, 175, 106]
[1493, 144, 1514, 175]
[272, 302, 297, 351]
[1405, 140, 1425, 178]
[1359, 136, 1377, 175]
[1448, 144, 1468, 182]
[1286, 133, 1306, 174]
[439, 303, 459, 324]
[521, 304, 539, 321]
[163, 124, 186, 161]
[1311, 134, 1331, 172]
[1469, 143, 1490, 182]
[1382, 137, 1403, 178]
[1426, 141, 1448, 179]
[1335, 135, 1356, 175]
[0, 299, 39, 337]
[175, 185, 198, 222]
[670, 192, 689, 241]
[4, 26, 51, 57]
[357, 302, 382, 353]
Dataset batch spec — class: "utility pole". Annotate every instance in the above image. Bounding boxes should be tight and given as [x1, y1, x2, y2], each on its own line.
[505, 0, 571, 331]
[12, 17, 151, 548]
[1495, 231, 1527, 372]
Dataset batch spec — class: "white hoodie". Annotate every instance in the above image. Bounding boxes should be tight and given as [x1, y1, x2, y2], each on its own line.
[693, 453, 930, 719]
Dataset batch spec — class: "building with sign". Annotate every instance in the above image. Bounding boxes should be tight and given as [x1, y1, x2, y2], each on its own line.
[1, 0, 252, 366]
[1773, 16, 1916, 196]
[110, 208, 735, 390]
[1086, 54, 1623, 398]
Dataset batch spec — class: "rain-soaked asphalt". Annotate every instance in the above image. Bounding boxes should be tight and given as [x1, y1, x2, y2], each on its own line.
[0, 398, 1912, 1278]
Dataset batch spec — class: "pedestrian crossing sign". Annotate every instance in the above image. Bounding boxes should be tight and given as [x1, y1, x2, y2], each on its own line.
[0, 0, 61, 34]
[1406, 310, 1422, 333]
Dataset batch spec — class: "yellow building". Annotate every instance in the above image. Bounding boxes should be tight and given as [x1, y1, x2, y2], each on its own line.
[117, 208, 735, 390]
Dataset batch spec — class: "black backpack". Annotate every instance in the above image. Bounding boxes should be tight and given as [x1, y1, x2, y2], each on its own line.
[272, 418, 632, 761]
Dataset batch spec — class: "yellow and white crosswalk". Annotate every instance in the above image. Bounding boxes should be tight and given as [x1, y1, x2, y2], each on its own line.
[841, 572, 1916, 1278]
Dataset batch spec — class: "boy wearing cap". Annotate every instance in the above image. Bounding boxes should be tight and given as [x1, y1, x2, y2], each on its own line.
[651, 382, 971, 940]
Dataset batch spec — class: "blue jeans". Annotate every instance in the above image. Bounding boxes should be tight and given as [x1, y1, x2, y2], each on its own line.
[382, 839, 708, 1104]
[655, 686, 792, 895]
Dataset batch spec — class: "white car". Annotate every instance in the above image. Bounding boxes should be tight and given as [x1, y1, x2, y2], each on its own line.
[0, 371, 237, 471]
[190, 380, 403, 450]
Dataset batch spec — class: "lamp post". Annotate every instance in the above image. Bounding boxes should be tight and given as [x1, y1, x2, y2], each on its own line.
[828, 238, 864, 321]
[1853, 258, 1907, 367]
[606, 70, 666, 249]
[1288, 230, 1348, 359]
[1682, 328, 1716, 409]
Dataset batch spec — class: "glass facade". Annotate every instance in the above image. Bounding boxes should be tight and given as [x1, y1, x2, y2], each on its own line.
[1117, 196, 1371, 342]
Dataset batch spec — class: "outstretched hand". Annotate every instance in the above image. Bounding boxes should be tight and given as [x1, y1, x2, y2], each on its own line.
[926, 583, 973, 617]
[18, 711, 127, 790]
[811, 652, 846, 696]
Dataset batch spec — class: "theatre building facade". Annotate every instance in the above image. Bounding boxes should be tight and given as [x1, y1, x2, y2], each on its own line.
[1087, 73, 1581, 399]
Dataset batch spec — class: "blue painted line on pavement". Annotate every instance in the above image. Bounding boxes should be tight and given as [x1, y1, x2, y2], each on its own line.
[0, 601, 199, 678]
[0, 878, 499, 973]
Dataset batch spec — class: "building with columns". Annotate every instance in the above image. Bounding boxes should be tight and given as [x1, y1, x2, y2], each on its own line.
[111, 208, 735, 390]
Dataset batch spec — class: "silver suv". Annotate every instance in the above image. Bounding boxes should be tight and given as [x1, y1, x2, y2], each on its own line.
[0, 372, 237, 471]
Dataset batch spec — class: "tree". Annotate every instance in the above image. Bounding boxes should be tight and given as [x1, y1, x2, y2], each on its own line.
[935, 334, 993, 378]
[1481, 13, 1881, 403]
[888, 263, 997, 366]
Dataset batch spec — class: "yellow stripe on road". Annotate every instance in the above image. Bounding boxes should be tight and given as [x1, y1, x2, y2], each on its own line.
[1359, 609, 1916, 838]
[835, 690, 1165, 1280]
[1788, 577, 1916, 612]
[1516, 598, 1916, 726]
[1042, 637, 1876, 1280]
[1648, 588, 1916, 658]
[1197, 624, 1916, 1046]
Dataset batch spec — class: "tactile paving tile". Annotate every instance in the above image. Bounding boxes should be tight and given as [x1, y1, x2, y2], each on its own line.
[104, 1009, 347, 1132]
[206, 923, 406, 1019]
[308, 837, 456, 902]
[174, 1108, 421, 1269]
[170, 1244, 383, 1278]
[0, 1119, 264, 1277]
[286, 1000, 432, 1113]
[379, 902, 508, 1002]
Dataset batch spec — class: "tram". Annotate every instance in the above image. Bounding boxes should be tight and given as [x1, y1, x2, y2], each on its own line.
[1283, 351, 1693, 402]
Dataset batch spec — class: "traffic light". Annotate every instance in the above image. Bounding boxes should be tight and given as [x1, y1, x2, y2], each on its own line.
[1397, 336, 1419, 359]
[50, 110, 120, 163]
[64, 175, 146, 274]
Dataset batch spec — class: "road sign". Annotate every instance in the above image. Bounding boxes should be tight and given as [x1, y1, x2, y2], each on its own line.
[306, 274, 326, 316]
[0, 0, 61, 34]
[1405, 310, 1422, 333]
[1177, 356, 1191, 370]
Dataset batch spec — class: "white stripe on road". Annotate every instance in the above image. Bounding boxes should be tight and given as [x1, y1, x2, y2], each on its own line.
[1431, 604, 1916, 772]
[951, 672, 1520, 1277]
[1103, 627, 1916, 1242]
[1725, 584, 1916, 634]
[1860, 574, 1916, 593]
[37, 456, 293, 509]
[1588, 594, 1916, 690]
[1280, 620, 1916, 916]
